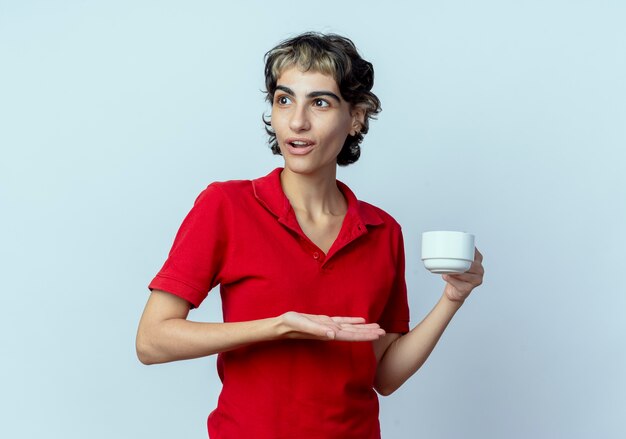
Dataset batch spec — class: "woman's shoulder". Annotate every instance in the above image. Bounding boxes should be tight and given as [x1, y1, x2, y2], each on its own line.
[206, 177, 253, 193]
[201, 168, 280, 198]
[191, 177, 255, 208]
[201, 174, 258, 194]
[357, 199, 401, 229]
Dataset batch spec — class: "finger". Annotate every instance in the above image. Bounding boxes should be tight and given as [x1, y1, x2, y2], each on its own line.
[445, 271, 482, 283]
[338, 323, 381, 329]
[335, 330, 386, 342]
[452, 259, 484, 277]
[330, 316, 367, 324]
[337, 324, 384, 333]
[338, 331, 386, 340]
[444, 273, 482, 288]
[471, 262, 484, 276]
[442, 274, 473, 291]
[474, 247, 483, 263]
[468, 256, 484, 270]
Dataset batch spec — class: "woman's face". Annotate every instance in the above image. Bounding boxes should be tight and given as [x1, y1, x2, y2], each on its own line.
[271, 66, 363, 177]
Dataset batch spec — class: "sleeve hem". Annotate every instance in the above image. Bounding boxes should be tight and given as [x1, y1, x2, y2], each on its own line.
[148, 274, 206, 309]
[379, 320, 410, 335]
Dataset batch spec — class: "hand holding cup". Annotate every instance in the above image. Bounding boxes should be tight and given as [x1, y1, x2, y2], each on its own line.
[421, 231, 484, 302]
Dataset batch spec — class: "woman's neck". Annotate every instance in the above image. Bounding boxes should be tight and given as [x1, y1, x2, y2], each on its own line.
[279, 167, 347, 218]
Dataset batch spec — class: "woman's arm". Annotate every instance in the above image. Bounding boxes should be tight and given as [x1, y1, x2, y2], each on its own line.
[136, 290, 385, 365]
[373, 249, 484, 396]
[373, 295, 462, 395]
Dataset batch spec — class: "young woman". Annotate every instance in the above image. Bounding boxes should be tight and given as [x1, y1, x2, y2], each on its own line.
[136, 32, 484, 439]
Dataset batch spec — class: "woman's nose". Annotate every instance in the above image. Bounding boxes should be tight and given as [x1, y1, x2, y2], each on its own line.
[289, 105, 311, 132]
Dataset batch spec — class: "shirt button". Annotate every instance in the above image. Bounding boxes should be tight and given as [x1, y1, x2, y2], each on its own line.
[312, 252, 320, 260]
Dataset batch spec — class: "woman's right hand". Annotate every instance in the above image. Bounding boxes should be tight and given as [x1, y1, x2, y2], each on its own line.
[278, 311, 385, 341]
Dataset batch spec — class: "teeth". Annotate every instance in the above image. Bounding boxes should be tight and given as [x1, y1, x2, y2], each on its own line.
[291, 141, 309, 146]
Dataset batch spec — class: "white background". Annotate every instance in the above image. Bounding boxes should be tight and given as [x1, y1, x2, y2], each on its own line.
[1, 1, 625, 437]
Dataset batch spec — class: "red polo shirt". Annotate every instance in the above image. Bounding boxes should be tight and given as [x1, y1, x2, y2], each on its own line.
[149, 168, 410, 439]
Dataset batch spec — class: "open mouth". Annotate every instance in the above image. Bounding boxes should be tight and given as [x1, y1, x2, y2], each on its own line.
[288, 140, 314, 148]
[285, 138, 316, 155]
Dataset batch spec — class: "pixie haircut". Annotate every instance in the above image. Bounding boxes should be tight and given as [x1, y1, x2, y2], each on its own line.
[263, 32, 382, 166]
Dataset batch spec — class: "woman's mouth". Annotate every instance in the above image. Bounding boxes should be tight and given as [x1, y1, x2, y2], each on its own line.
[285, 139, 316, 155]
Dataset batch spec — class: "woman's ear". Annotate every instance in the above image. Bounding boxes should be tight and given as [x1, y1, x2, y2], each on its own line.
[350, 105, 366, 136]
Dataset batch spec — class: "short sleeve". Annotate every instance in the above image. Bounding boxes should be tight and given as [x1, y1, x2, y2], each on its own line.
[148, 183, 230, 308]
[377, 226, 410, 334]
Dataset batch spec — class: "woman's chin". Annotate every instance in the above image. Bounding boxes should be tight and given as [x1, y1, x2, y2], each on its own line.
[282, 159, 336, 177]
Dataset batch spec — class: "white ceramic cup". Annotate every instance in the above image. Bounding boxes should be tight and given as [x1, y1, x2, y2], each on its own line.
[421, 231, 475, 274]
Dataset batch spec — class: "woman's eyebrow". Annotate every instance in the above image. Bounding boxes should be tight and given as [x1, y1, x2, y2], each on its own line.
[275, 85, 341, 103]
[308, 91, 341, 103]
[275, 85, 295, 96]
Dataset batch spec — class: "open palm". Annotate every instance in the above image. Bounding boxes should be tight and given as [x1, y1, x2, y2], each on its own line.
[281, 311, 385, 341]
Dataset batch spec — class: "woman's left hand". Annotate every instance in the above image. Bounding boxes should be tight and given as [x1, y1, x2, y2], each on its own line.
[442, 248, 484, 303]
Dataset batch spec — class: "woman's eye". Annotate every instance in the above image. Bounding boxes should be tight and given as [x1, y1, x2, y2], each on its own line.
[314, 99, 329, 108]
[276, 96, 291, 105]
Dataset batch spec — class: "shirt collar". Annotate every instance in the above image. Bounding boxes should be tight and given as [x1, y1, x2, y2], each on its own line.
[252, 167, 384, 227]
